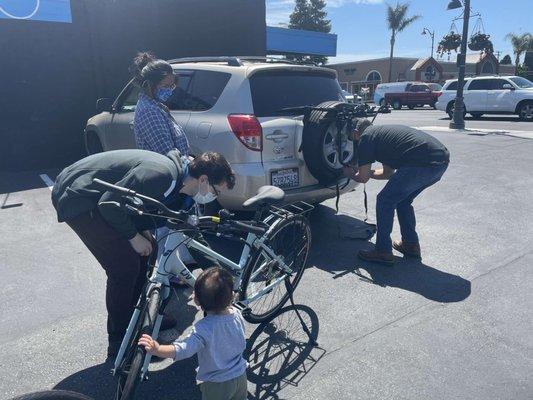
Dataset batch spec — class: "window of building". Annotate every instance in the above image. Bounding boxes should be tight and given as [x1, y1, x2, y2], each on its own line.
[366, 70, 382, 82]
[344, 68, 357, 76]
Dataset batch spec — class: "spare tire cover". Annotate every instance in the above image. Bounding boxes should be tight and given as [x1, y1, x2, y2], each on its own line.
[301, 101, 356, 185]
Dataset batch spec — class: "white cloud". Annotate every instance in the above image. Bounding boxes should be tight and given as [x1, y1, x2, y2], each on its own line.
[266, 0, 383, 26]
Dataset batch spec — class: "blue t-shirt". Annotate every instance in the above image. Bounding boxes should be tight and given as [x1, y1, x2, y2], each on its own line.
[173, 307, 247, 383]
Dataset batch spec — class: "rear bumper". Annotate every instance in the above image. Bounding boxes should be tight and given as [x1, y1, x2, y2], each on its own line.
[218, 162, 359, 210]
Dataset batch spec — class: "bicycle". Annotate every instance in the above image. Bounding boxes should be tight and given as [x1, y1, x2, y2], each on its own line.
[92, 179, 313, 400]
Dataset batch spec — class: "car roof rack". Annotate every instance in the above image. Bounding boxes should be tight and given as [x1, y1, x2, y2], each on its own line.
[167, 57, 243, 67]
[166, 56, 318, 67]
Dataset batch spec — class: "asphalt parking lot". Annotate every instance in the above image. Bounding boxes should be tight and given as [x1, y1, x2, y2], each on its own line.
[1, 111, 532, 400]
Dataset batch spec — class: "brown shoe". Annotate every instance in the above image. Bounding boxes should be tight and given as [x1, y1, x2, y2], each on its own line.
[358, 249, 394, 266]
[393, 240, 421, 259]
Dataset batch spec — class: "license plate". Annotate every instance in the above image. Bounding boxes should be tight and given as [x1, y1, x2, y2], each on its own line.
[271, 168, 299, 189]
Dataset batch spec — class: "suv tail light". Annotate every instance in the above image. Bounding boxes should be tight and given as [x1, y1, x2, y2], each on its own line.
[227, 114, 263, 151]
[436, 91, 443, 97]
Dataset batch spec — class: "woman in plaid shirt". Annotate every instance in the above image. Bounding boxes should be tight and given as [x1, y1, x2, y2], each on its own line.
[130, 52, 190, 156]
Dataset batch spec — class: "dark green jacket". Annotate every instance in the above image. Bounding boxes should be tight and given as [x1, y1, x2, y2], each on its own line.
[52, 149, 185, 239]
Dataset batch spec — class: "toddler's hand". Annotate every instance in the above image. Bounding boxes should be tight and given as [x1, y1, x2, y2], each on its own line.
[138, 334, 160, 355]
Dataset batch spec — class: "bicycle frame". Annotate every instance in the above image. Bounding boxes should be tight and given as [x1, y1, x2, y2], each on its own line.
[112, 214, 295, 380]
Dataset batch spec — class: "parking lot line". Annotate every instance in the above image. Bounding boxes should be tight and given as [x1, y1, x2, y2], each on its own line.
[39, 174, 55, 191]
[417, 125, 533, 139]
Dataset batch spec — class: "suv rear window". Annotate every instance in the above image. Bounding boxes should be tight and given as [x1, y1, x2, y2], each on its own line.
[249, 70, 343, 117]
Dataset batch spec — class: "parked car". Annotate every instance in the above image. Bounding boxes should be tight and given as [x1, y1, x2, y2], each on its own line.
[373, 82, 410, 105]
[383, 82, 441, 110]
[436, 76, 533, 121]
[85, 57, 358, 210]
[341, 89, 363, 104]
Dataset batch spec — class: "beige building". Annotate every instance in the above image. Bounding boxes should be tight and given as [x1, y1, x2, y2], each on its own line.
[328, 53, 515, 99]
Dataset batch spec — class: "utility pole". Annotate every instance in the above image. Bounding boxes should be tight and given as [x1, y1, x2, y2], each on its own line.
[447, 0, 470, 130]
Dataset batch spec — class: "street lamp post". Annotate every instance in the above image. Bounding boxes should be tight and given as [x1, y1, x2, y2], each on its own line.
[422, 28, 435, 59]
[447, 0, 470, 130]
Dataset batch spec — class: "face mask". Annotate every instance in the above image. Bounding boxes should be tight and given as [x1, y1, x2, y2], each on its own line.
[193, 191, 217, 205]
[193, 180, 217, 204]
[156, 87, 174, 102]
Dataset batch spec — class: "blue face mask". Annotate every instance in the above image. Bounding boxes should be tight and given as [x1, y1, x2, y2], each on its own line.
[156, 87, 174, 102]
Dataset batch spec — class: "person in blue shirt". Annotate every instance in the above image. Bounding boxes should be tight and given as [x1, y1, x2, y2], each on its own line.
[129, 52, 214, 274]
[130, 52, 189, 156]
[139, 267, 247, 400]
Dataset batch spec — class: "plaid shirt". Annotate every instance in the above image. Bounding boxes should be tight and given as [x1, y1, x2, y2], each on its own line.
[133, 92, 190, 156]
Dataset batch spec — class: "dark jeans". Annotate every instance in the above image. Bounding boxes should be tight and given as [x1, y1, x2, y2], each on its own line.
[67, 211, 150, 343]
[375, 163, 448, 253]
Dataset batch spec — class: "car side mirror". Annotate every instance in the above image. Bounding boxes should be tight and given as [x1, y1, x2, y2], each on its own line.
[502, 83, 515, 90]
[96, 98, 113, 113]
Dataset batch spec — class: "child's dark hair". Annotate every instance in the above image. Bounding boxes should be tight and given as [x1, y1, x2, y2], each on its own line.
[194, 267, 234, 313]
[189, 152, 236, 190]
[129, 51, 173, 96]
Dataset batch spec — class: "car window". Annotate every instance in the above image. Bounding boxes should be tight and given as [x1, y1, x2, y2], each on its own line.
[121, 84, 140, 112]
[509, 77, 533, 88]
[165, 71, 194, 111]
[490, 79, 509, 90]
[249, 70, 343, 117]
[467, 79, 491, 90]
[178, 71, 231, 111]
[446, 81, 458, 90]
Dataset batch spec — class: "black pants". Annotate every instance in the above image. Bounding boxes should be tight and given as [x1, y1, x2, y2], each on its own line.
[67, 211, 150, 343]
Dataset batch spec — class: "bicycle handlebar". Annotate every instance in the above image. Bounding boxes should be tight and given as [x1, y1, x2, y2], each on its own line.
[92, 178, 186, 221]
[92, 178, 267, 236]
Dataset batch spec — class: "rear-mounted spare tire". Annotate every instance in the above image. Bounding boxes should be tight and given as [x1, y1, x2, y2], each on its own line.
[302, 101, 356, 185]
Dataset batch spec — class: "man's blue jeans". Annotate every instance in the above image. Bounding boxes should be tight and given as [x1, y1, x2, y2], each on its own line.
[375, 163, 448, 253]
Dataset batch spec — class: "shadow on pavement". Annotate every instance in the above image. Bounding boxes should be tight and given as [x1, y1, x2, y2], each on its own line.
[54, 287, 201, 400]
[309, 205, 471, 303]
[245, 304, 325, 400]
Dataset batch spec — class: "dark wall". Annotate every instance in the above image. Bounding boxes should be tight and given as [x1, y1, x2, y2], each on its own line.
[0, 0, 266, 171]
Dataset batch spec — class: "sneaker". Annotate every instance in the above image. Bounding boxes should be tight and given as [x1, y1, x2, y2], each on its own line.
[358, 249, 394, 266]
[393, 240, 421, 259]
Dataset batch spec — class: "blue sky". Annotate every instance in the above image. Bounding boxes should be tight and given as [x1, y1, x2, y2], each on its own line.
[266, 0, 532, 64]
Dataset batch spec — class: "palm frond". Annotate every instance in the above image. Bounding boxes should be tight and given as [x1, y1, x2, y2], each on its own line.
[398, 14, 421, 32]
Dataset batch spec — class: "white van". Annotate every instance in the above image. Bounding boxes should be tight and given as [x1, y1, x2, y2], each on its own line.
[373, 82, 410, 105]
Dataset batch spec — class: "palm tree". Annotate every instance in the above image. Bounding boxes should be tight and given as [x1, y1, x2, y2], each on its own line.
[386, 2, 421, 82]
[505, 32, 532, 75]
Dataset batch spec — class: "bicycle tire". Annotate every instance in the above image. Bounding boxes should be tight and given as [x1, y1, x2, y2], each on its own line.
[239, 214, 311, 323]
[115, 288, 161, 400]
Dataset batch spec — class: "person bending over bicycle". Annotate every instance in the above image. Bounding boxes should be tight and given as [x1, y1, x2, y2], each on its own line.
[51, 149, 235, 358]
[139, 267, 247, 400]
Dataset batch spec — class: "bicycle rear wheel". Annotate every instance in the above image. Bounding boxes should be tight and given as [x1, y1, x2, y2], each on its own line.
[115, 287, 161, 400]
[240, 214, 311, 323]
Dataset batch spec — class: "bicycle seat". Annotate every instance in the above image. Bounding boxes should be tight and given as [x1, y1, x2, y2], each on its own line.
[242, 185, 285, 208]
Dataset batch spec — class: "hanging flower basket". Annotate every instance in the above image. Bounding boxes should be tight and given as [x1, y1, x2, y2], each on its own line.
[468, 33, 492, 52]
[437, 32, 462, 56]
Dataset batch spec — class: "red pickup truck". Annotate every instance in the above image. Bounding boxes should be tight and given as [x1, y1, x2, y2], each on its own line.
[384, 83, 441, 110]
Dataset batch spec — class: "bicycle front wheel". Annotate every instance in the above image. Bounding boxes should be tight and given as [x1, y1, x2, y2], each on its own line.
[240, 214, 311, 323]
[115, 287, 161, 400]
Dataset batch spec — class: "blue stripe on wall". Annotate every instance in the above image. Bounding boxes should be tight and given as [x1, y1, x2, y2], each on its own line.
[0, 0, 71, 23]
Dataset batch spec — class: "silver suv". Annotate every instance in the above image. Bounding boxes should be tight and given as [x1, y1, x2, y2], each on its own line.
[85, 57, 358, 209]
